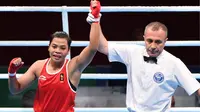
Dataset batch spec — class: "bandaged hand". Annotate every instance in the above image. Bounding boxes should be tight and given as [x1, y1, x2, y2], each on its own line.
[86, 0, 101, 24]
[8, 57, 24, 76]
[90, 0, 101, 18]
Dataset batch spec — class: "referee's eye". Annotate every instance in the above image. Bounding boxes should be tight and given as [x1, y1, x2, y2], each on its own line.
[146, 39, 153, 44]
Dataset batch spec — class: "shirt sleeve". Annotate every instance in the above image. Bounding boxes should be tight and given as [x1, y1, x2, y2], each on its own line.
[108, 43, 137, 65]
[174, 58, 200, 95]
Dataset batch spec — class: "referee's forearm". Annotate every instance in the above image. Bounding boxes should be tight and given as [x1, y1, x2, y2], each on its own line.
[197, 89, 200, 96]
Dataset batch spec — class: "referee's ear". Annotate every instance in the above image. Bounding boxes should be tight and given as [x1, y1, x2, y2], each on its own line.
[164, 37, 168, 42]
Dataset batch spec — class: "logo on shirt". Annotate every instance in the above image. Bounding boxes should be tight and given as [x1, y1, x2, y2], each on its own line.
[39, 75, 46, 80]
[153, 72, 164, 83]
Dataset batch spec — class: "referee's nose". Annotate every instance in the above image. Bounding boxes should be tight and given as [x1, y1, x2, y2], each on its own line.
[150, 42, 157, 50]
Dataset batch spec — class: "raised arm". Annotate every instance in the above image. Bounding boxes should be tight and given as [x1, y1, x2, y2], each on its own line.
[69, 0, 101, 73]
[68, 0, 101, 87]
[98, 25, 108, 55]
[74, 22, 100, 72]
[8, 57, 37, 94]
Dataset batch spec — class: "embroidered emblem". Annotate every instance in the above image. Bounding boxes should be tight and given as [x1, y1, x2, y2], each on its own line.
[60, 73, 64, 83]
[153, 72, 164, 83]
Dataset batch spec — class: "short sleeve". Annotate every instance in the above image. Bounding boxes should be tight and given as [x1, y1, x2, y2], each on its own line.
[108, 43, 137, 65]
[174, 58, 200, 95]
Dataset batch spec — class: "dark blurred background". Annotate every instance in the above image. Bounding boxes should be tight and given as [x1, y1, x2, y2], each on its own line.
[0, 0, 199, 107]
[0, 0, 199, 66]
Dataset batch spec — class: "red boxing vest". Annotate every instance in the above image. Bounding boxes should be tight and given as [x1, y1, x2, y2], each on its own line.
[34, 58, 76, 112]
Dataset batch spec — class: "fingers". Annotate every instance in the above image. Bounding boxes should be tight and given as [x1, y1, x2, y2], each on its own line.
[11, 57, 24, 67]
[8, 57, 24, 74]
[90, 0, 101, 18]
[91, 0, 98, 8]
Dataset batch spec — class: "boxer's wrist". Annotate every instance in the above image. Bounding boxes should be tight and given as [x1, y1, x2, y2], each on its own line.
[9, 72, 16, 77]
[86, 13, 101, 24]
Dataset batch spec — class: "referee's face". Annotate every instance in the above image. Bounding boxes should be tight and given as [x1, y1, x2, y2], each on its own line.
[144, 28, 168, 57]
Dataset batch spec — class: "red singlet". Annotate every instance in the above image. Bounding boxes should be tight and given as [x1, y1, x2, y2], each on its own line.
[34, 58, 76, 112]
